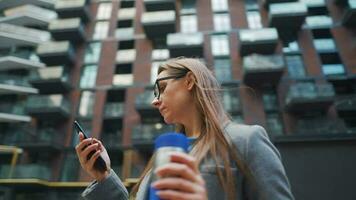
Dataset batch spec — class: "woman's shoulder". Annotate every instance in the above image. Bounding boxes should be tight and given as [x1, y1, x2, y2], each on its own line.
[223, 122, 272, 157]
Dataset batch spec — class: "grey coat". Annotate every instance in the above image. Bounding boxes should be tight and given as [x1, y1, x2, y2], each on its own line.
[82, 123, 294, 200]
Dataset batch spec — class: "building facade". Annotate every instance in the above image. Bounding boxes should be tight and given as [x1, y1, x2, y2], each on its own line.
[0, 0, 355, 199]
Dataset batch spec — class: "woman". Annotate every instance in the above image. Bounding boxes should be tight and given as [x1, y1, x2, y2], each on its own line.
[76, 58, 294, 200]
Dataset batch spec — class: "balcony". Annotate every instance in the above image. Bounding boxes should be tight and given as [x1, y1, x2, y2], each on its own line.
[0, 0, 55, 10]
[269, 2, 307, 31]
[142, 10, 176, 39]
[103, 103, 125, 119]
[0, 103, 31, 123]
[0, 75, 38, 95]
[302, 0, 328, 15]
[132, 123, 174, 150]
[49, 18, 86, 42]
[167, 32, 204, 57]
[313, 39, 339, 64]
[29, 66, 71, 94]
[284, 82, 335, 114]
[0, 164, 51, 180]
[238, 28, 278, 56]
[55, 0, 91, 22]
[0, 56, 44, 71]
[342, 0, 356, 27]
[26, 94, 70, 120]
[144, 0, 176, 11]
[263, 0, 296, 8]
[335, 95, 356, 118]
[101, 132, 123, 153]
[222, 84, 242, 115]
[294, 117, 347, 135]
[242, 54, 285, 86]
[36, 41, 75, 66]
[327, 74, 356, 94]
[135, 90, 160, 118]
[0, 23, 50, 48]
[305, 15, 332, 38]
[2, 128, 62, 151]
[0, 4, 57, 27]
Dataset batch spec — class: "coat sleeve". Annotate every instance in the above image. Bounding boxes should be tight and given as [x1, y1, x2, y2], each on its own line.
[81, 169, 129, 200]
[243, 125, 294, 200]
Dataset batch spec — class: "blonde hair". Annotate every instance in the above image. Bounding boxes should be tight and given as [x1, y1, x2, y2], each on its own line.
[131, 57, 249, 199]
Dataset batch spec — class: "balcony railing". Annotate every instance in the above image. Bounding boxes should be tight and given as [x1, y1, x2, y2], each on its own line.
[0, 102, 31, 123]
[285, 82, 335, 113]
[49, 18, 86, 42]
[29, 66, 71, 94]
[238, 28, 278, 56]
[0, 23, 50, 48]
[0, 75, 38, 95]
[0, 164, 51, 180]
[101, 132, 123, 149]
[144, 0, 176, 12]
[242, 54, 285, 86]
[132, 123, 174, 147]
[55, 0, 91, 22]
[0, 0, 55, 10]
[167, 32, 204, 57]
[26, 94, 71, 119]
[2, 127, 62, 150]
[335, 95, 356, 118]
[135, 90, 160, 117]
[36, 41, 75, 66]
[104, 103, 125, 118]
[142, 10, 176, 39]
[0, 56, 44, 71]
[0, 4, 57, 27]
[342, 0, 356, 27]
[269, 2, 307, 30]
[294, 117, 348, 135]
[263, 0, 296, 8]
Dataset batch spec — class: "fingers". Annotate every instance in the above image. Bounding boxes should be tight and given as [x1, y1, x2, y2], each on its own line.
[87, 149, 102, 168]
[156, 189, 204, 200]
[170, 152, 199, 173]
[152, 177, 201, 193]
[155, 162, 198, 183]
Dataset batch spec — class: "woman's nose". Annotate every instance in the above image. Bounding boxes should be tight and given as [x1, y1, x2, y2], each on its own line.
[151, 97, 161, 107]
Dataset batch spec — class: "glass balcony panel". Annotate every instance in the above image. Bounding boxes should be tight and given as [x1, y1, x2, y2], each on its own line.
[49, 18, 86, 42]
[116, 49, 136, 64]
[0, 56, 44, 71]
[26, 94, 70, 119]
[144, 0, 176, 12]
[55, 0, 85, 9]
[295, 117, 347, 134]
[0, 0, 55, 10]
[104, 103, 125, 118]
[101, 132, 123, 148]
[305, 15, 332, 28]
[142, 10, 176, 38]
[0, 75, 31, 87]
[29, 66, 71, 93]
[55, 0, 90, 21]
[269, 2, 307, 30]
[238, 28, 278, 56]
[167, 32, 204, 57]
[0, 164, 51, 180]
[60, 154, 79, 181]
[36, 41, 75, 65]
[112, 74, 134, 86]
[132, 123, 174, 143]
[269, 2, 308, 15]
[115, 27, 135, 41]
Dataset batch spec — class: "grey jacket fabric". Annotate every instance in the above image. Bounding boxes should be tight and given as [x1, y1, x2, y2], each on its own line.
[82, 123, 294, 200]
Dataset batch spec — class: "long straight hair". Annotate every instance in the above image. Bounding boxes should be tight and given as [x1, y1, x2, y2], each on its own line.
[131, 58, 251, 199]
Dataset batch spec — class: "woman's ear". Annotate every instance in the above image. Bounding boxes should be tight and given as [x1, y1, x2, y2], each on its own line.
[185, 72, 196, 91]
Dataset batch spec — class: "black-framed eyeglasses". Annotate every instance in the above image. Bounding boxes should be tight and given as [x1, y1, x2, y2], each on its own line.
[153, 74, 186, 100]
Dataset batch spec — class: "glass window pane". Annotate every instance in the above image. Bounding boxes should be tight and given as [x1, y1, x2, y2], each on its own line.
[286, 55, 306, 78]
[211, 34, 229, 56]
[180, 15, 197, 33]
[96, 3, 112, 20]
[93, 21, 109, 40]
[78, 91, 95, 118]
[247, 11, 262, 29]
[214, 59, 232, 82]
[84, 42, 102, 64]
[80, 65, 98, 88]
[211, 0, 228, 12]
[266, 113, 283, 136]
[213, 13, 231, 32]
[181, 0, 196, 15]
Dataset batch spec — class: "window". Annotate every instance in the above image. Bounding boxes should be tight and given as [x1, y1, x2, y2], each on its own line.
[247, 11, 262, 29]
[181, 0, 196, 15]
[211, 34, 230, 56]
[93, 21, 109, 40]
[84, 42, 102, 64]
[286, 55, 306, 78]
[266, 114, 283, 136]
[78, 91, 95, 118]
[211, 0, 228, 12]
[96, 3, 112, 20]
[245, 0, 258, 11]
[322, 64, 345, 76]
[213, 13, 231, 32]
[222, 87, 240, 113]
[180, 15, 197, 33]
[214, 59, 232, 82]
[313, 38, 336, 51]
[152, 49, 169, 61]
[80, 65, 98, 88]
[151, 61, 163, 84]
[263, 91, 278, 111]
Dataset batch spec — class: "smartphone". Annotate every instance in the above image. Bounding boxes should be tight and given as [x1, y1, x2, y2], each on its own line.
[74, 120, 107, 172]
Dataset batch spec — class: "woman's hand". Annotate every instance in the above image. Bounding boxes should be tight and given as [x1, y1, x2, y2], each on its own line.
[152, 152, 207, 200]
[75, 132, 111, 182]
